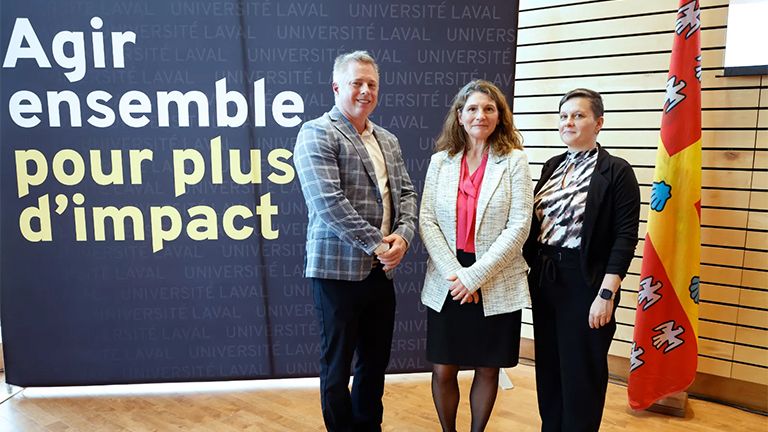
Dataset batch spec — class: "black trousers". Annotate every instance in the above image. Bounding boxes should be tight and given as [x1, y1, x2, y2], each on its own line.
[529, 245, 619, 432]
[312, 266, 396, 432]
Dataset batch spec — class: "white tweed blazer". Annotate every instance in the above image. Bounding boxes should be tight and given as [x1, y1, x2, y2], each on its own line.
[419, 149, 533, 316]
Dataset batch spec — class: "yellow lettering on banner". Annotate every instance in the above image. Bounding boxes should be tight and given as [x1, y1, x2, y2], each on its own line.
[187, 205, 218, 240]
[16, 148, 152, 197]
[15, 149, 48, 197]
[170, 136, 294, 193]
[231, 149, 262, 184]
[72, 193, 87, 240]
[256, 192, 278, 240]
[173, 149, 204, 196]
[16, 198, 282, 250]
[90, 149, 124, 185]
[19, 194, 52, 241]
[210, 136, 223, 184]
[150, 206, 182, 252]
[12, 137, 290, 250]
[223, 205, 253, 240]
[129, 149, 153, 184]
[52, 149, 85, 186]
[267, 148, 294, 184]
[93, 206, 144, 241]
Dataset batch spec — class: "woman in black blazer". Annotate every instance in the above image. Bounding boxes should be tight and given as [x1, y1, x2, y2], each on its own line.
[523, 88, 640, 432]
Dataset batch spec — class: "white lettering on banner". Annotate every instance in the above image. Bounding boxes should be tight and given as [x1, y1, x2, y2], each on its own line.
[2, 17, 135, 83]
[3, 18, 305, 128]
[8, 78, 304, 129]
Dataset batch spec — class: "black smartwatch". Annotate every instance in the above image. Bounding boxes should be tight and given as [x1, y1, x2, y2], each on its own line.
[598, 288, 614, 300]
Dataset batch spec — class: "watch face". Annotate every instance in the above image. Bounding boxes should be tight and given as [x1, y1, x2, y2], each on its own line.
[599, 288, 613, 300]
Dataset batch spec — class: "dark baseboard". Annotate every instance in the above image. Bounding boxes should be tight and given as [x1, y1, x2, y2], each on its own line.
[519, 337, 767, 413]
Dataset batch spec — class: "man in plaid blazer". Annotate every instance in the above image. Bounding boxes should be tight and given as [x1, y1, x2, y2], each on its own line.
[293, 51, 418, 431]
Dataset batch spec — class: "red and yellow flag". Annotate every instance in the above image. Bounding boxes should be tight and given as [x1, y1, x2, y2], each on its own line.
[627, 0, 702, 410]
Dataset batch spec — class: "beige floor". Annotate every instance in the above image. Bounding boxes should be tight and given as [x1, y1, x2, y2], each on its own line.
[0, 364, 764, 431]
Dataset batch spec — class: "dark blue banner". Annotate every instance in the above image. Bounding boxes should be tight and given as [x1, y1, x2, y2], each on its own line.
[1, 0, 518, 386]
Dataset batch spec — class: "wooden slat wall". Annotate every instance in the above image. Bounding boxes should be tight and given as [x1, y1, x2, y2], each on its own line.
[516, 0, 767, 388]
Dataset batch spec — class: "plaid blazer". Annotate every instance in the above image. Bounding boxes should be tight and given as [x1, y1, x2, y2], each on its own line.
[419, 149, 533, 316]
[294, 106, 418, 281]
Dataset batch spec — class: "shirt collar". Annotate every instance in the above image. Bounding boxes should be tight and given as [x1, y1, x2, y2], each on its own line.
[565, 146, 598, 165]
[360, 121, 374, 137]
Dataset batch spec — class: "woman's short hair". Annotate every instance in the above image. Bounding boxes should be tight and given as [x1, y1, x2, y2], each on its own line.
[332, 51, 379, 83]
[435, 80, 523, 156]
[558, 88, 604, 119]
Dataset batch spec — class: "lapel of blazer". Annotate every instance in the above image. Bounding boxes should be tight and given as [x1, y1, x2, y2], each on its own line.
[372, 123, 400, 216]
[443, 151, 462, 247]
[475, 152, 509, 232]
[535, 152, 566, 194]
[328, 106, 378, 187]
[581, 144, 610, 252]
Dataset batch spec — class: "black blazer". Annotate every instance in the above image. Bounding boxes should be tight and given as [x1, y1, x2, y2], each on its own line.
[523, 145, 641, 290]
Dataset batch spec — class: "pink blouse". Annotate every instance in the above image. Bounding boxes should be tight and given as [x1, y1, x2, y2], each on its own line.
[456, 152, 489, 253]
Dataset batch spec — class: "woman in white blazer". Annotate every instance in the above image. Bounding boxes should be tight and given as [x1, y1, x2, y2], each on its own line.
[420, 80, 533, 432]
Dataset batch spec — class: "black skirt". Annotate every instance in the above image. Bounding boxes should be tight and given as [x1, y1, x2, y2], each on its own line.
[426, 250, 523, 367]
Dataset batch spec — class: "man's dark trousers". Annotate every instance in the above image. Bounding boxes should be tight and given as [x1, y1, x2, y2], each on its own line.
[312, 265, 396, 432]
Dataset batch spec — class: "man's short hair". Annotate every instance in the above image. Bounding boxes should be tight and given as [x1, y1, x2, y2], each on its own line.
[332, 51, 379, 83]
